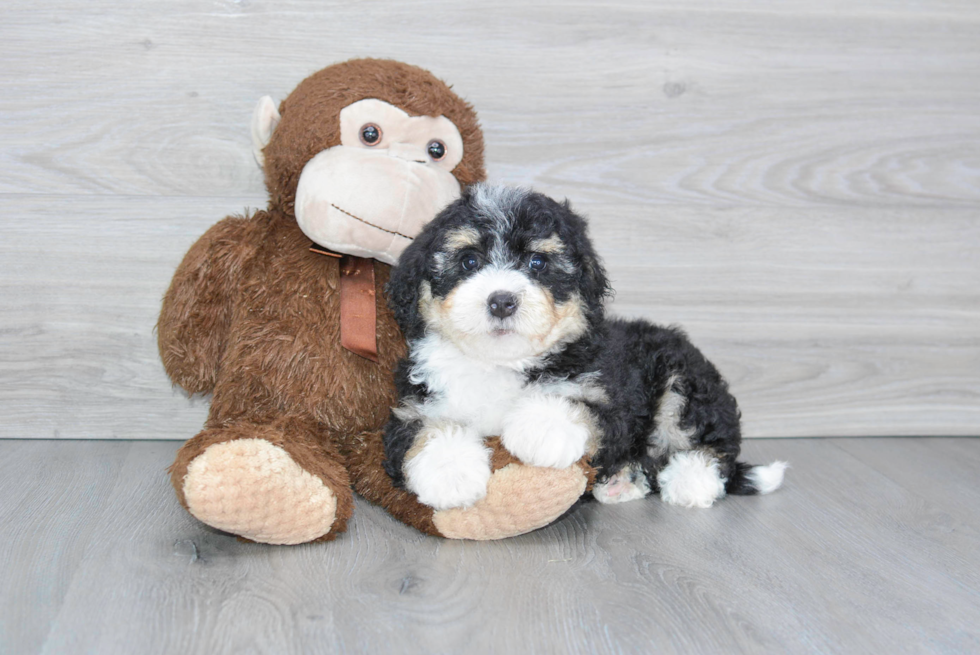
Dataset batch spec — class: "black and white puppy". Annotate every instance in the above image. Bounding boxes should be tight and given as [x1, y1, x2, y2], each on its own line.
[383, 184, 787, 511]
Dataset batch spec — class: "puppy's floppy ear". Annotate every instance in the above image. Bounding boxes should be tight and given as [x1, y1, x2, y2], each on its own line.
[386, 238, 429, 341]
[387, 192, 476, 339]
[581, 250, 610, 314]
[560, 199, 611, 322]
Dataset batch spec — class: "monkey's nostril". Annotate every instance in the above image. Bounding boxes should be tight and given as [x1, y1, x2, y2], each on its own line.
[487, 291, 519, 319]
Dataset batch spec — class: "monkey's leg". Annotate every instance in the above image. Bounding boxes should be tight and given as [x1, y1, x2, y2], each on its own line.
[170, 417, 353, 545]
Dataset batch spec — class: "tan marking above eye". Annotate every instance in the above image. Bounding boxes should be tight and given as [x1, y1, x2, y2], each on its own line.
[529, 234, 566, 255]
[443, 227, 482, 252]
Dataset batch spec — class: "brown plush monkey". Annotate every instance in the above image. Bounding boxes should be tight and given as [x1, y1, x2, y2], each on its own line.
[159, 59, 593, 545]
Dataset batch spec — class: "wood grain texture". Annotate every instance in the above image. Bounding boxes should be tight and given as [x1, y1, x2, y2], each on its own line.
[0, 438, 976, 654]
[2, 1, 978, 205]
[0, 440, 132, 654]
[2, 196, 975, 438]
[0, 0, 978, 438]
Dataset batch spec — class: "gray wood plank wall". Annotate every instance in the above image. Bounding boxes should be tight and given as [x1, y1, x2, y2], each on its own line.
[2, 0, 978, 439]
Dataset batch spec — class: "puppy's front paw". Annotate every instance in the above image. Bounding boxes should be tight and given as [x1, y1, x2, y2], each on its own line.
[500, 394, 592, 469]
[404, 423, 492, 510]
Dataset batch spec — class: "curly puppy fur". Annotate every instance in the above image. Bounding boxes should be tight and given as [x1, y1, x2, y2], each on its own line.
[384, 185, 787, 510]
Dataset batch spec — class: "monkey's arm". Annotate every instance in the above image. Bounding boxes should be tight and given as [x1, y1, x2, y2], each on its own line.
[157, 214, 261, 394]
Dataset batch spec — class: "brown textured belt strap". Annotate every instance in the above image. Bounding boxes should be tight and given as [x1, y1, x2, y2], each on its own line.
[338, 254, 379, 362]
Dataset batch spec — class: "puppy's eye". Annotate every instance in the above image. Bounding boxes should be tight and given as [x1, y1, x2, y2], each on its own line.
[528, 253, 548, 272]
[460, 252, 481, 271]
[427, 139, 447, 161]
[359, 124, 382, 146]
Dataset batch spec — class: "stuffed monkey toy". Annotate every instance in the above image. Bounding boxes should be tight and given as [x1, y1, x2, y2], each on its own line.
[159, 59, 593, 545]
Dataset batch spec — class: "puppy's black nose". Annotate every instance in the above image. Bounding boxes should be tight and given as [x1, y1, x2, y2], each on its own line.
[487, 291, 519, 319]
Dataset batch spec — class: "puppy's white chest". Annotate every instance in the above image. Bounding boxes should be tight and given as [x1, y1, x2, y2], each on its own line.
[410, 334, 526, 436]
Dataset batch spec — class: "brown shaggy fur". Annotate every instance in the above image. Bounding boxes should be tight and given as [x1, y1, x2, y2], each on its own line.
[346, 429, 441, 536]
[159, 59, 483, 542]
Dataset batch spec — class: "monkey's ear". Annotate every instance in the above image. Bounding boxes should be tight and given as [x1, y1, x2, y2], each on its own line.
[250, 95, 281, 168]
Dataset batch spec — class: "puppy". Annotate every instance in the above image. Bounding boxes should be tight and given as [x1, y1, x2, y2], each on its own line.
[383, 184, 787, 511]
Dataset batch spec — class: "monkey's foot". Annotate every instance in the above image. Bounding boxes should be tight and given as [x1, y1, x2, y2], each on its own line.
[181, 438, 338, 545]
[432, 459, 590, 539]
[350, 432, 594, 540]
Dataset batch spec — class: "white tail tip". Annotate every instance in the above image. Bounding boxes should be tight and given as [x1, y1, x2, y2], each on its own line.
[747, 461, 789, 495]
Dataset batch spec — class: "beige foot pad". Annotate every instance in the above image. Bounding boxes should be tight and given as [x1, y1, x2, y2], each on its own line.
[433, 463, 588, 540]
[182, 438, 337, 545]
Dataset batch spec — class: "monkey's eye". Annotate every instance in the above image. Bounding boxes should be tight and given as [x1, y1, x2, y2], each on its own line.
[528, 253, 548, 272]
[360, 124, 382, 146]
[427, 139, 447, 161]
[460, 251, 481, 272]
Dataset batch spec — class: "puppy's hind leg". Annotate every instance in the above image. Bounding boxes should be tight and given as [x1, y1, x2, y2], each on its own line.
[592, 463, 651, 504]
[657, 449, 728, 509]
[657, 451, 788, 507]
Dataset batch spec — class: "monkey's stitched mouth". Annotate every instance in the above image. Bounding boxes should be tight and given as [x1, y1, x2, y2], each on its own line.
[330, 203, 415, 241]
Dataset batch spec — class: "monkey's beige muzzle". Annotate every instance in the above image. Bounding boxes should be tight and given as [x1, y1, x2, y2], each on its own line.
[295, 146, 461, 265]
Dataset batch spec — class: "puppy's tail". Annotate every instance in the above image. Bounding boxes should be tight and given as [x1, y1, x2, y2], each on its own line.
[726, 460, 789, 496]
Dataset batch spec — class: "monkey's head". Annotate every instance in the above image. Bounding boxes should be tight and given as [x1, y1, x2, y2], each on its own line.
[251, 59, 486, 265]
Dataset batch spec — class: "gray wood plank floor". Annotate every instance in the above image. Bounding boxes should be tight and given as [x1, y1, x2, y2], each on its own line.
[2, 0, 979, 441]
[2, 438, 978, 654]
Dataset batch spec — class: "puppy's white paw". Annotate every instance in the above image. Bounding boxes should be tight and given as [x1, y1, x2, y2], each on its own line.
[657, 450, 726, 509]
[593, 464, 651, 504]
[501, 394, 592, 469]
[404, 423, 492, 510]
